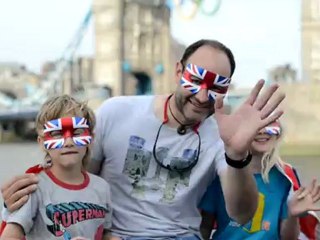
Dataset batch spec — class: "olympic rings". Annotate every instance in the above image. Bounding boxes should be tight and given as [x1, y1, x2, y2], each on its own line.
[173, 0, 199, 20]
[200, 0, 221, 16]
[173, 0, 222, 20]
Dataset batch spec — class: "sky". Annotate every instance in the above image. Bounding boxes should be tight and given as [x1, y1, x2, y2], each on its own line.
[0, 0, 300, 88]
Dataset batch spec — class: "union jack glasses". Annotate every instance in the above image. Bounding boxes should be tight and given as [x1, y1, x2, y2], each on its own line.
[43, 117, 92, 150]
[180, 62, 231, 101]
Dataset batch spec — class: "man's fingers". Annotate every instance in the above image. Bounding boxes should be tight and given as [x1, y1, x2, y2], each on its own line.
[214, 96, 224, 114]
[7, 184, 37, 204]
[261, 110, 284, 128]
[2, 174, 38, 199]
[260, 91, 286, 120]
[253, 83, 279, 110]
[244, 79, 265, 105]
[6, 184, 37, 211]
[1, 174, 37, 195]
[8, 195, 29, 212]
[2, 174, 38, 211]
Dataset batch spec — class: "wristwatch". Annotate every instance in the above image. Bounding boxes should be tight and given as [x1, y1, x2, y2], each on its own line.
[225, 152, 252, 169]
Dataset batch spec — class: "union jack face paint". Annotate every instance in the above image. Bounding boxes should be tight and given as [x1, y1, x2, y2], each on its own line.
[263, 121, 281, 136]
[43, 117, 92, 150]
[180, 63, 231, 101]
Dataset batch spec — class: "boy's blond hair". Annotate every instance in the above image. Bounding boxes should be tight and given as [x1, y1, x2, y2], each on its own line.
[35, 94, 96, 169]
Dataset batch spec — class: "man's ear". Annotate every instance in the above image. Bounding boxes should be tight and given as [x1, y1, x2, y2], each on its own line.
[175, 61, 183, 84]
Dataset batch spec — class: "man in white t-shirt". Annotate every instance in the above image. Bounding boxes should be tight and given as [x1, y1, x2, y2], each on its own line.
[1, 39, 285, 239]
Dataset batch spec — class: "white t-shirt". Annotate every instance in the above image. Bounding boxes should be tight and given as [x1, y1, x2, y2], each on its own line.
[93, 95, 227, 238]
[6, 170, 112, 240]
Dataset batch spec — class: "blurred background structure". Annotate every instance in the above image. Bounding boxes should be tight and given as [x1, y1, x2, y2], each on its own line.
[0, 0, 319, 156]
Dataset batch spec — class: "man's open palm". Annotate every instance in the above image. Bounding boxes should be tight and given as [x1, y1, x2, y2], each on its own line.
[215, 80, 285, 158]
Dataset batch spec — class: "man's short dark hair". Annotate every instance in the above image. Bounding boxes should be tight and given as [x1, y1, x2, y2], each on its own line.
[180, 39, 236, 77]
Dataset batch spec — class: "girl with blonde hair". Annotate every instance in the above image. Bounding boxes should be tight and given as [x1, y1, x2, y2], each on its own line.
[200, 120, 320, 240]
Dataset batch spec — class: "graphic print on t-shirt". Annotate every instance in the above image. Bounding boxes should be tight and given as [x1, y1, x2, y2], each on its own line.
[45, 201, 109, 237]
[122, 135, 196, 202]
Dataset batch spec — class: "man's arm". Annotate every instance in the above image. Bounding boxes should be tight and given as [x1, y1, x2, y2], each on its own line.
[219, 151, 258, 225]
[1, 174, 38, 212]
[214, 81, 285, 225]
[88, 100, 110, 175]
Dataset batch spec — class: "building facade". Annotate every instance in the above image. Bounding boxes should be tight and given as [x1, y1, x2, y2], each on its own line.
[302, 0, 320, 83]
[0, 63, 40, 100]
[93, 0, 184, 96]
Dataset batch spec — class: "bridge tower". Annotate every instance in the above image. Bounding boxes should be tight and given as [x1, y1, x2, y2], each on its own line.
[301, 0, 320, 84]
[93, 0, 177, 96]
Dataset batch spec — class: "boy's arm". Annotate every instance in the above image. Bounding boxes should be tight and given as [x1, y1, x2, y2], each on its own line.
[1, 188, 39, 238]
[0, 223, 24, 240]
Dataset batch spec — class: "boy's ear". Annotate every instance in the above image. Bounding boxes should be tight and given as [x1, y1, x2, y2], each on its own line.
[87, 133, 94, 149]
[37, 136, 47, 152]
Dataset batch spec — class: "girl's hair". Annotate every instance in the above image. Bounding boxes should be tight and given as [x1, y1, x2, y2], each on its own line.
[260, 121, 284, 183]
[35, 94, 96, 169]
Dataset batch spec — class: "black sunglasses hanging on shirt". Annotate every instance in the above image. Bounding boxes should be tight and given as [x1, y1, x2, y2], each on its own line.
[152, 94, 201, 172]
